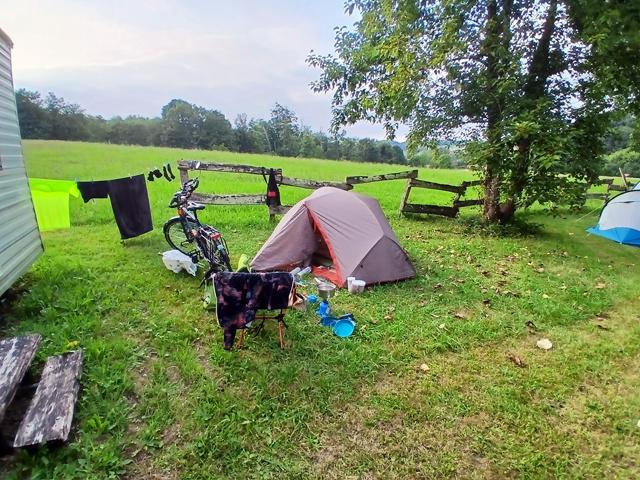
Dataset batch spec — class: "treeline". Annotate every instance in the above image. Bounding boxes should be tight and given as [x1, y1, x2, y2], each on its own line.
[15, 90, 406, 164]
[601, 115, 640, 177]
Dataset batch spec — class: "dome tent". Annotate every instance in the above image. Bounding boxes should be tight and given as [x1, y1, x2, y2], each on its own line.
[587, 190, 640, 246]
[251, 187, 416, 287]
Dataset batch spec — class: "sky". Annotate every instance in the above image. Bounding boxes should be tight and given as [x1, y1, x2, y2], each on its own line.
[2, 0, 403, 140]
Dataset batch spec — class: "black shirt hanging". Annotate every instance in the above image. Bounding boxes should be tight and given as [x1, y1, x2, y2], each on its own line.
[107, 175, 153, 240]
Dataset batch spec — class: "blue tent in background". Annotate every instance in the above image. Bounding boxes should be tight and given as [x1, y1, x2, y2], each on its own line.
[587, 190, 640, 246]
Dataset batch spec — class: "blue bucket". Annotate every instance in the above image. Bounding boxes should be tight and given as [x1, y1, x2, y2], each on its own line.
[333, 317, 356, 338]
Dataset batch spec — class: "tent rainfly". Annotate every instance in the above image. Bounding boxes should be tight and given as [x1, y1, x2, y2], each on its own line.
[587, 190, 640, 246]
[251, 187, 416, 287]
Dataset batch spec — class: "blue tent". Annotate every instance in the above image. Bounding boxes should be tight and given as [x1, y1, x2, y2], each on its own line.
[587, 190, 640, 246]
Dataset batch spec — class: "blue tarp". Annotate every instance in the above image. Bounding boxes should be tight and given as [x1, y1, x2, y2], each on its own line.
[587, 225, 640, 246]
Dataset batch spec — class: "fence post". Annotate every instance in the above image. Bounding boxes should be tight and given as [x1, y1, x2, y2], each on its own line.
[399, 178, 412, 215]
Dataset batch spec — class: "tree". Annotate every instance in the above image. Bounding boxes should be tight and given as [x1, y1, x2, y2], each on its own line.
[603, 148, 640, 177]
[604, 115, 636, 153]
[160, 99, 198, 148]
[309, 0, 640, 222]
[268, 103, 301, 157]
[15, 89, 49, 138]
[198, 108, 236, 151]
[44, 92, 88, 140]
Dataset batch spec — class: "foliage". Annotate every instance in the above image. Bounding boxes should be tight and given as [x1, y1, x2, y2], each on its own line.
[3, 139, 640, 478]
[603, 148, 640, 177]
[308, 0, 640, 222]
[604, 115, 636, 153]
[15, 89, 406, 165]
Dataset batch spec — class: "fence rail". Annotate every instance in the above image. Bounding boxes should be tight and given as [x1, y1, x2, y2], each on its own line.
[177, 161, 421, 220]
[177, 157, 634, 222]
[399, 176, 484, 218]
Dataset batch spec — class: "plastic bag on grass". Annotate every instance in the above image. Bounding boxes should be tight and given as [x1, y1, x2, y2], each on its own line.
[162, 250, 197, 276]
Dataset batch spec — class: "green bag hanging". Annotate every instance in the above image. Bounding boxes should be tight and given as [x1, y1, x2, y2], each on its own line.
[203, 275, 216, 311]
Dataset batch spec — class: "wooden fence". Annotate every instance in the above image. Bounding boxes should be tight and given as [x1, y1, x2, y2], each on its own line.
[177, 158, 636, 221]
[399, 178, 484, 217]
[177, 160, 419, 219]
[584, 178, 630, 203]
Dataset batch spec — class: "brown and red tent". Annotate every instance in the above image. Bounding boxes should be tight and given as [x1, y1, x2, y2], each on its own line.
[251, 187, 415, 287]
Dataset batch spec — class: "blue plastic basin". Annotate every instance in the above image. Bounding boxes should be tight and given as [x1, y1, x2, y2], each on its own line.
[333, 318, 356, 337]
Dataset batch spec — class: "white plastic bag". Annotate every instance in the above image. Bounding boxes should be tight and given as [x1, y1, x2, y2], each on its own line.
[162, 250, 197, 276]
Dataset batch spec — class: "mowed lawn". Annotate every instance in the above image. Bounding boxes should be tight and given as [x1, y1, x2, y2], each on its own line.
[1, 140, 639, 479]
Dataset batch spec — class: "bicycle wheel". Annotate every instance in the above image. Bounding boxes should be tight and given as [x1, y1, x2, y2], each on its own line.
[163, 218, 195, 255]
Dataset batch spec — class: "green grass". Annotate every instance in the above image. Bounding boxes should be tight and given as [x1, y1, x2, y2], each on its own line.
[1, 140, 639, 479]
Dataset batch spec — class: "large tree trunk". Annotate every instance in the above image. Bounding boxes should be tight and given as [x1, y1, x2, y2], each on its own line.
[483, 0, 503, 222]
[500, 0, 558, 221]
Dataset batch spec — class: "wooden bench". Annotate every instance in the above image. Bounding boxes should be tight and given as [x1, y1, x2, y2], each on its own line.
[14, 350, 84, 447]
[0, 334, 41, 424]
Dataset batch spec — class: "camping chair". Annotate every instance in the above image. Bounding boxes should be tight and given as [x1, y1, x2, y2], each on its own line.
[209, 271, 297, 350]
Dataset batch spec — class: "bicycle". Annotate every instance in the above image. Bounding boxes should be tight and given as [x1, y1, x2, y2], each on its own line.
[163, 178, 232, 274]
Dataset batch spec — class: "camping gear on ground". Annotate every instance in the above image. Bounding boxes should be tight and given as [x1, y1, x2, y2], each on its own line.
[29, 179, 81, 231]
[587, 190, 640, 246]
[164, 178, 232, 273]
[317, 281, 336, 300]
[251, 187, 416, 287]
[316, 281, 336, 317]
[348, 279, 366, 294]
[0, 334, 83, 448]
[318, 313, 356, 338]
[211, 272, 296, 350]
[162, 250, 198, 276]
[77, 175, 154, 240]
[347, 276, 355, 290]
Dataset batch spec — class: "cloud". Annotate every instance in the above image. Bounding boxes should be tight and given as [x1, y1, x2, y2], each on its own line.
[3, 0, 399, 140]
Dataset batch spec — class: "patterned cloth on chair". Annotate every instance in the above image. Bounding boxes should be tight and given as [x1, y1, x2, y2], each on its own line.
[212, 272, 295, 349]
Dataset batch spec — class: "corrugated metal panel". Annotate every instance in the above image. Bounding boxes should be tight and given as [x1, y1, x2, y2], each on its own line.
[0, 33, 43, 296]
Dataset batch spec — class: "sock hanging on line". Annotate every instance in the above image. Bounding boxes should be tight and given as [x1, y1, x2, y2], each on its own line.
[167, 163, 176, 180]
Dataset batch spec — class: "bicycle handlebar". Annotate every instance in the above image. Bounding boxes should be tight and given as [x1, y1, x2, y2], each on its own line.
[169, 177, 200, 207]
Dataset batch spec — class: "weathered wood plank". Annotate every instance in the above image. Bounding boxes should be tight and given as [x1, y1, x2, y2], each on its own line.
[619, 167, 629, 190]
[460, 179, 483, 188]
[409, 178, 465, 194]
[453, 198, 485, 208]
[191, 192, 266, 205]
[608, 184, 627, 192]
[268, 205, 292, 215]
[178, 160, 281, 176]
[593, 178, 614, 186]
[398, 178, 413, 214]
[0, 334, 41, 422]
[14, 350, 84, 447]
[585, 193, 608, 200]
[402, 203, 459, 217]
[278, 176, 352, 191]
[346, 170, 418, 185]
[178, 166, 189, 185]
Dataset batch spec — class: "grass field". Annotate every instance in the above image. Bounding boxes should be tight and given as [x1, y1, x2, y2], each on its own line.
[1, 140, 639, 479]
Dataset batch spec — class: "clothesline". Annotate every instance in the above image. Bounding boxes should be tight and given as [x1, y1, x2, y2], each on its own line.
[29, 163, 176, 239]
